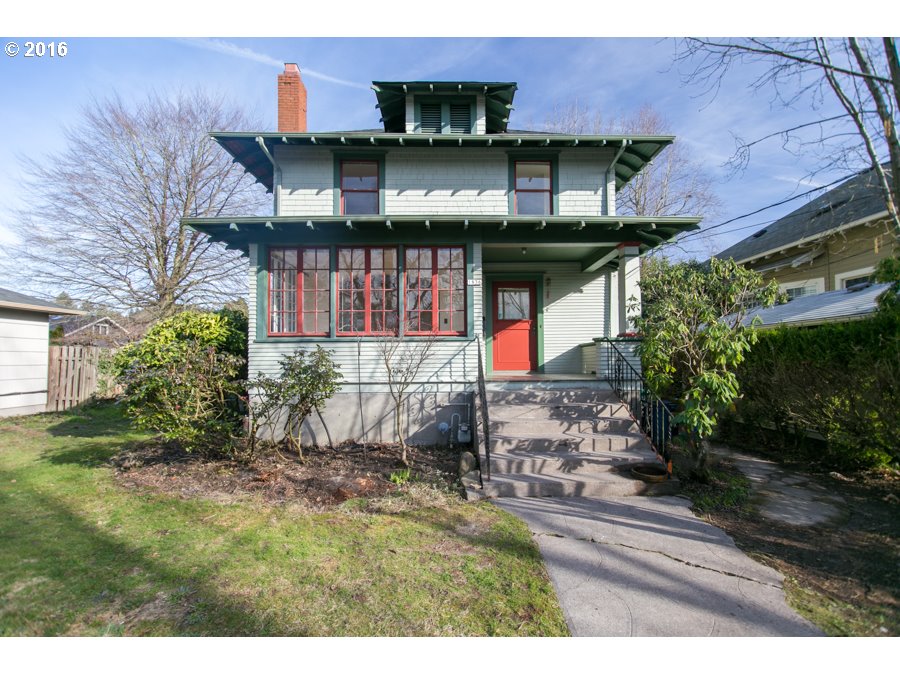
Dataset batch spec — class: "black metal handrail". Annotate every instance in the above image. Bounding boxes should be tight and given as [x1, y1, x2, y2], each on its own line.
[476, 339, 491, 481]
[597, 338, 674, 473]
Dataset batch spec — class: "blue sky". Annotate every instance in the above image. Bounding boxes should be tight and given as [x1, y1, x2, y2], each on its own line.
[0, 34, 867, 266]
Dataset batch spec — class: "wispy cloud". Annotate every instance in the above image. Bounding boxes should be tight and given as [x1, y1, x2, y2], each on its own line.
[177, 38, 370, 90]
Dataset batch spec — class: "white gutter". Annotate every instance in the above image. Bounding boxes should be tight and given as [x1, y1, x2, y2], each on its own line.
[256, 136, 280, 215]
[737, 210, 891, 264]
[0, 301, 84, 315]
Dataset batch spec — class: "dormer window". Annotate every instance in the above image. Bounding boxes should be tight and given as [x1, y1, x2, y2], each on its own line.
[416, 99, 473, 134]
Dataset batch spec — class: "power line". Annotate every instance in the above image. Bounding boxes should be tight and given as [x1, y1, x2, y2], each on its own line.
[672, 170, 863, 246]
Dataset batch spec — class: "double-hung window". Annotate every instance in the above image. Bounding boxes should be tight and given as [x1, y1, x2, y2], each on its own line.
[337, 247, 399, 335]
[405, 246, 466, 335]
[341, 160, 379, 215]
[268, 248, 331, 336]
[514, 160, 552, 215]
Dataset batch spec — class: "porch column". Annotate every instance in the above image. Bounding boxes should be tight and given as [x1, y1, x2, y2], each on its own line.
[616, 243, 641, 335]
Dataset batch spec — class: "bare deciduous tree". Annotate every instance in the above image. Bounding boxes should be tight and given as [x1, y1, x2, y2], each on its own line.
[3, 90, 268, 318]
[677, 38, 900, 234]
[544, 102, 723, 220]
[376, 326, 438, 466]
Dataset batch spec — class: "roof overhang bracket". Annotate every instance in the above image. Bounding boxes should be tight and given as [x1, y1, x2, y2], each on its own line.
[581, 247, 619, 273]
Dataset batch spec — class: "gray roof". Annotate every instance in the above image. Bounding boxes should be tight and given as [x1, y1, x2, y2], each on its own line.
[0, 287, 85, 315]
[733, 282, 890, 328]
[716, 166, 891, 263]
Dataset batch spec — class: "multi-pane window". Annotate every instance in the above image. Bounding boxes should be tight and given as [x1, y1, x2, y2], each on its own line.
[341, 161, 379, 215]
[405, 247, 466, 335]
[515, 161, 552, 215]
[268, 248, 331, 336]
[337, 247, 399, 334]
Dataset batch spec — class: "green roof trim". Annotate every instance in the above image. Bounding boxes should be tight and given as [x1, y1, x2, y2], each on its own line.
[183, 214, 701, 256]
[371, 81, 518, 134]
[213, 132, 674, 194]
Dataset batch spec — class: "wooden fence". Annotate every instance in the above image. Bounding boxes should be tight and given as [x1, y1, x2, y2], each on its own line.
[47, 345, 103, 412]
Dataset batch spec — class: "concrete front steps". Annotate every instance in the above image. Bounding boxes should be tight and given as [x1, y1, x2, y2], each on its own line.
[475, 384, 678, 499]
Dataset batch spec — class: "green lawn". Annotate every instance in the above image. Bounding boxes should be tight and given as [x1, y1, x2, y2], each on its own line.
[0, 402, 567, 636]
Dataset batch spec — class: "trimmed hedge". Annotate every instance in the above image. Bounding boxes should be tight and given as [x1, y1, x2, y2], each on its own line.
[724, 310, 900, 470]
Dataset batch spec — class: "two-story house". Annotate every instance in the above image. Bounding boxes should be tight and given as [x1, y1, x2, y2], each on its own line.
[185, 64, 700, 446]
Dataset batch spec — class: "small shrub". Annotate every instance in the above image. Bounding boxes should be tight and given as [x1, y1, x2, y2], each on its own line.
[246, 346, 342, 459]
[389, 468, 411, 485]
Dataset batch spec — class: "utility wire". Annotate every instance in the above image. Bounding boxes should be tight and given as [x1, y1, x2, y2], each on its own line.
[671, 170, 863, 246]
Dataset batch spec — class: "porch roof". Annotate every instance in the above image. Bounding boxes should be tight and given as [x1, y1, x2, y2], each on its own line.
[210, 132, 674, 192]
[183, 214, 701, 268]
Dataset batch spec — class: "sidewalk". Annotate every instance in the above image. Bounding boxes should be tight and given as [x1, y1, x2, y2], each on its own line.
[496, 495, 822, 636]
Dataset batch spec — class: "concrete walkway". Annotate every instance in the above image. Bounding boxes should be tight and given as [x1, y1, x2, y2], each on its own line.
[496, 495, 822, 636]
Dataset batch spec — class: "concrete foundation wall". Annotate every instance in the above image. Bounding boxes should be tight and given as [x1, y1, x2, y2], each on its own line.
[262, 388, 475, 447]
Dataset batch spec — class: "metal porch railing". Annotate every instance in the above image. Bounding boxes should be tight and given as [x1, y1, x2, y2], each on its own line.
[597, 338, 674, 472]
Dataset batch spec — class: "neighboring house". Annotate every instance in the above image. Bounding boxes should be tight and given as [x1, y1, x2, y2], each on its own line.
[185, 65, 700, 444]
[715, 166, 898, 299]
[49, 315, 131, 347]
[731, 281, 892, 328]
[0, 287, 84, 417]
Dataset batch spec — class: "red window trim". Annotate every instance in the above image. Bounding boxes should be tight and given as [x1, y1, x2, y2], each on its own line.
[336, 245, 399, 336]
[514, 160, 553, 216]
[404, 246, 467, 337]
[267, 247, 330, 337]
[340, 160, 379, 216]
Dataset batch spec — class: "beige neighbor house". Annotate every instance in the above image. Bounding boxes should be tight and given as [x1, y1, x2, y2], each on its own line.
[715, 166, 898, 299]
[0, 287, 83, 417]
[184, 65, 701, 448]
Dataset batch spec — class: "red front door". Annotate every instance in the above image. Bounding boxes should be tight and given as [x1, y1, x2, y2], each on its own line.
[492, 281, 537, 371]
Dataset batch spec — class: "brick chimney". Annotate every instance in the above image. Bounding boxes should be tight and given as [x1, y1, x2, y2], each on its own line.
[277, 63, 307, 133]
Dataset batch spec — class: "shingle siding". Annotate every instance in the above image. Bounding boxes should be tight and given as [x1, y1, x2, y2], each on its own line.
[385, 149, 508, 215]
[275, 147, 611, 216]
[276, 146, 335, 216]
[557, 149, 609, 216]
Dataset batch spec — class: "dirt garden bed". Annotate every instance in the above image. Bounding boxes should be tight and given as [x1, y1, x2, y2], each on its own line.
[111, 441, 463, 510]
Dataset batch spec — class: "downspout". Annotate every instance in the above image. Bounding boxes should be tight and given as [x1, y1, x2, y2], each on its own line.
[605, 139, 630, 335]
[256, 136, 280, 216]
[605, 139, 629, 216]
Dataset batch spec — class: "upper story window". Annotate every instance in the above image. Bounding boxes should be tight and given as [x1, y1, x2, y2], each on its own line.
[341, 161, 379, 215]
[417, 100, 473, 134]
[515, 161, 552, 215]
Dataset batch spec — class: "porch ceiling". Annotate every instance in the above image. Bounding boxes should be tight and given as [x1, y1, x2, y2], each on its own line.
[182, 214, 701, 257]
[482, 244, 598, 263]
